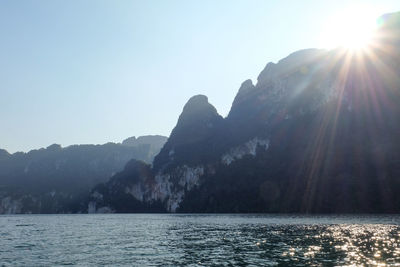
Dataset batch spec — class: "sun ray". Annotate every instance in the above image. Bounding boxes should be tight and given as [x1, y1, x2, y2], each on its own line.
[319, 5, 384, 52]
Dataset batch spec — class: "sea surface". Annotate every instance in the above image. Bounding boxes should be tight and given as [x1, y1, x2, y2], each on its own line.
[0, 214, 399, 266]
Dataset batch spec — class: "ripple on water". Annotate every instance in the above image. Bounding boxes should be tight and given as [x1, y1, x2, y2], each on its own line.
[0, 214, 399, 266]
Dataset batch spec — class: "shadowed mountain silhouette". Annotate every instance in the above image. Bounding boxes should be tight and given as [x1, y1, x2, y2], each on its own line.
[0, 135, 167, 214]
[86, 12, 400, 214]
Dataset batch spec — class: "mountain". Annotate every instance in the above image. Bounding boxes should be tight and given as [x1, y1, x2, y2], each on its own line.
[80, 12, 400, 213]
[153, 95, 225, 172]
[88, 96, 224, 213]
[0, 135, 167, 214]
[122, 135, 168, 162]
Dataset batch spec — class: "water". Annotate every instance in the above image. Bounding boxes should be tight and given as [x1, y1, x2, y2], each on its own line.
[0, 214, 399, 266]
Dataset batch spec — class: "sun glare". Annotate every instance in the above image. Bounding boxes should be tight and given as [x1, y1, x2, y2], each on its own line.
[320, 6, 380, 51]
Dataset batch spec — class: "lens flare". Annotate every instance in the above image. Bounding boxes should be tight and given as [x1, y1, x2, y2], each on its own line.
[320, 6, 382, 51]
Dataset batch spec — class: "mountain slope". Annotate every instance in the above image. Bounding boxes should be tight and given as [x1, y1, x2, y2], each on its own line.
[89, 12, 400, 213]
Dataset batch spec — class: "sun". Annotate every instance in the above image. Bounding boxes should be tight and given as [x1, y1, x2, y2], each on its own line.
[320, 6, 380, 51]
[338, 19, 375, 50]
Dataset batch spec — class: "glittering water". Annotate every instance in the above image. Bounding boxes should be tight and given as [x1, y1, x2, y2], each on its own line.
[0, 214, 399, 266]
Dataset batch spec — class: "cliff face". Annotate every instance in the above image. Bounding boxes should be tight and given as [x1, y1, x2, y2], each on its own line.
[89, 12, 400, 213]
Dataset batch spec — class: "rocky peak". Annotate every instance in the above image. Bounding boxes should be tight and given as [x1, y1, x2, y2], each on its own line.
[152, 95, 223, 171]
[171, 95, 222, 139]
[237, 79, 255, 96]
[176, 95, 219, 125]
[231, 79, 255, 104]
[256, 48, 325, 87]
[227, 79, 257, 121]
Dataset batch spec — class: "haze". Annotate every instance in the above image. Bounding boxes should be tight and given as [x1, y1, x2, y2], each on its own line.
[1, 0, 399, 153]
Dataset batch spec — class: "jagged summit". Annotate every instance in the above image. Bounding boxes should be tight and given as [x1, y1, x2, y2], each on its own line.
[171, 94, 222, 138]
[176, 95, 220, 125]
[152, 94, 224, 171]
[236, 79, 255, 97]
[257, 48, 326, 86]
[184, 94, 209, 108]
[229, 79, 256, 112]
[227, 79, 257, 122]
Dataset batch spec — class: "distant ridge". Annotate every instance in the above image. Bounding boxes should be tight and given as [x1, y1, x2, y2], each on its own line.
[0, 135, 167, 214]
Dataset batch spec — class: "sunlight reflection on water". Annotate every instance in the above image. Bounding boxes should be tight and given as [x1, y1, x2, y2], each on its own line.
[0, 214, 399, 266]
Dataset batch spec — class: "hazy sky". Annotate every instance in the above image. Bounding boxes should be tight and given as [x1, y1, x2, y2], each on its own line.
[1, 0, 399, 153]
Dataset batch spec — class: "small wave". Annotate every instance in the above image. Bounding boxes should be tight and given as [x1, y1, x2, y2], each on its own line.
[14, 244, 35, 249]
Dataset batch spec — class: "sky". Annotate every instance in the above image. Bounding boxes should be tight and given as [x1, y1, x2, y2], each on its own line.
[1, 0, 399, 153]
